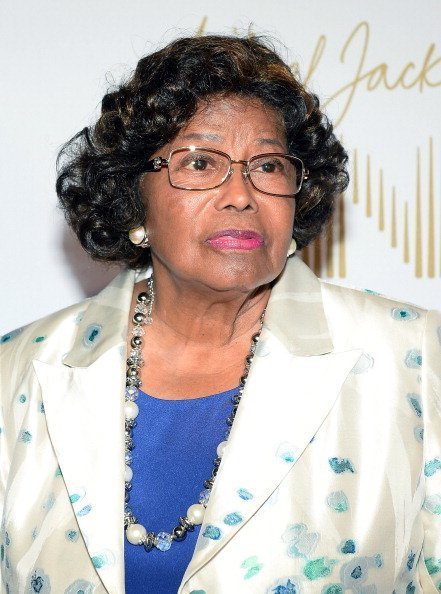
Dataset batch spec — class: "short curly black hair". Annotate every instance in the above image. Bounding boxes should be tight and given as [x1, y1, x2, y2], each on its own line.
[56, 34, 348, 268]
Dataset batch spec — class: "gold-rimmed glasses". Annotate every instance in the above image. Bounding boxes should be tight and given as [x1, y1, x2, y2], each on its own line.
[143, 146, 308, 197]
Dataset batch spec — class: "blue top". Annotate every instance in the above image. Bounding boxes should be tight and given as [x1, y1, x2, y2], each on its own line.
[124, 387, 237, 594]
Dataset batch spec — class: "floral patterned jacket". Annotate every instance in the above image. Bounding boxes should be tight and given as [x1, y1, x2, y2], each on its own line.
[1, 257, 440, 594]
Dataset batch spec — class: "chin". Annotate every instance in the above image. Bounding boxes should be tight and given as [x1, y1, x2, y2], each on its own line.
[202, 257, 285, 293]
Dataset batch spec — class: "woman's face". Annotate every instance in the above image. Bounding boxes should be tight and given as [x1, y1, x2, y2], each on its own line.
[139, 95, 295, 294]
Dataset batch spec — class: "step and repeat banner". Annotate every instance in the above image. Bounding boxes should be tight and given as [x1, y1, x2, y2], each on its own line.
[1, 0, 440, 332]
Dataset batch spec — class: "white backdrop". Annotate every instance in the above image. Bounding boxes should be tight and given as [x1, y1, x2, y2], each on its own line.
[1, 0, 440, 334]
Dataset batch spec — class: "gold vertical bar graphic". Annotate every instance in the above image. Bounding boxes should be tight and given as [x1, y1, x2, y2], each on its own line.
[326, 220, 334, 277]
[352, 149, 359, 204]
[366, 155, 372, 217]
[313, 236, 321, 276]
[415, 148, 423, 277]
[302, 243, 310, 267]
[391, 187, 397, 248]
[428, 137, 435, 277]
[378, 168, 385, 231]
[404, 201, 410, 263]
[339, 194, 346, 277]
[196, 16, 208, 36]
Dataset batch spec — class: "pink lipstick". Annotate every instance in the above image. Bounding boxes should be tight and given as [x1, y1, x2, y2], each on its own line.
[206, 229, 264, 251]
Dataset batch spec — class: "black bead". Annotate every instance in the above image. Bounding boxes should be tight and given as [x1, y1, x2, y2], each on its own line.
[131, 336, 142, 347]
[137, 292, 148, 303]
[172, 525, 187, 541]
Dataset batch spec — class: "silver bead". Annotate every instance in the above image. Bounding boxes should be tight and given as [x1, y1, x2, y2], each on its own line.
[143, 533, 155, 551]
[133, 312, 144, 325]
[179, 516, 195, 531]
[127, 366, 139, 378]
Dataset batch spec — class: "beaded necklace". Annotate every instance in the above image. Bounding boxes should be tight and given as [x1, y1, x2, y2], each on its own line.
[124, 276, 264, 552]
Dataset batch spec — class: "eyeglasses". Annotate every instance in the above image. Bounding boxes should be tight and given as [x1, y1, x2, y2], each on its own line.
[143, 146, 308, 197]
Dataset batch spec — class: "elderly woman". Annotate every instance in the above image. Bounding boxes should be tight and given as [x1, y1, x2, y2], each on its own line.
[1, 35, 440, 594]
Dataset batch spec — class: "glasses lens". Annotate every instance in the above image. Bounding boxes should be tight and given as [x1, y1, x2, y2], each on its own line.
[168, 149, 230, 190]
[249, 155, 303, 196]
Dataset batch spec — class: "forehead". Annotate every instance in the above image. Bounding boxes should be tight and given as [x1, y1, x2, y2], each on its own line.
[176, 94, 286, 144]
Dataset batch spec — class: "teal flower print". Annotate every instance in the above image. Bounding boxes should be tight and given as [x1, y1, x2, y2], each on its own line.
[406, 394, 422, 417]
[340, 539, 357, 554]
[223, 512, 243, 526]
[424, 494, 441, 515]
[413, 426, 424, 442]
[237, 487, 253, 500]
[425, 557, 441, 575]
[404, 350, 422, 369]
[0, 328, 23, 343]
[64, 580, 93, 594]
[19, 430, 32, 443]
[391, 307, 419, 321]
[340, 555, 383, 590]
[241, 556, 263, 580]
[303, 557, 337, 580]
[28, 568, 51, 593]
[276, 442, 297, 463]
[282, 523, 319, 558]
[202, 524, 222, 540]
[267, 577, 301, 593]
[425, 458, 441, 477]
[323, 586, 343, 594]
[82, 324, 102, 348]
[328, 457, 356, 474]
[326, 491, 349, 513]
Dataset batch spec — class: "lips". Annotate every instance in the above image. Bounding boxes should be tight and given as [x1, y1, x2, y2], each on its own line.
[206, 229, 264, 251]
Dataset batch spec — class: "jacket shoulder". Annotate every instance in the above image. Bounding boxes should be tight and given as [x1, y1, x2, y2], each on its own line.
[0, 299, 91, 365]
[319, 281, 432, 349]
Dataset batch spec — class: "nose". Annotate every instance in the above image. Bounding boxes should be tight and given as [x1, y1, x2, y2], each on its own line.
[214, 164, 258, 212]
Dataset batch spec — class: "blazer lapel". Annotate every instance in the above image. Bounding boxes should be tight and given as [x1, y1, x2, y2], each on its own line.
[34, 351, 125, 594]
[31, 267, 145, 594]
[181, 257, 363, 587]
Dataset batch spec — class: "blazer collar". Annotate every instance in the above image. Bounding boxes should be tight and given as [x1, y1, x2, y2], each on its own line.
[264, 256, 334, 356]
[62, 267, 151, 368]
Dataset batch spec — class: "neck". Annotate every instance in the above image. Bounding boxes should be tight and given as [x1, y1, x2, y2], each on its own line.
[148, 263, 270, 348]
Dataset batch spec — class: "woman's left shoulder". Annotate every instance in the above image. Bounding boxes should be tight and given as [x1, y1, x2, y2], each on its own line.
[320, 280, 439, 344]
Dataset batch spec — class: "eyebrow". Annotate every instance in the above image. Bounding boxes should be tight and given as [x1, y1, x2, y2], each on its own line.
[181, 132, 224, 142]
[256, 137, 285, 149]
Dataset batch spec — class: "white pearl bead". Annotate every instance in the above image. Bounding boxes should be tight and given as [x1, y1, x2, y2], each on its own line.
[126, 523, 147, 545]
[124, 465, 133, 482]
[217, 440, 228, 458]
[187, 503, 205, 525]
[125, 400, 139, 420]
[129, 227, 145, 244]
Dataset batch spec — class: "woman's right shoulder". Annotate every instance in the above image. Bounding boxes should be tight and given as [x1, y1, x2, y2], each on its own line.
[0, 298, 91, 372]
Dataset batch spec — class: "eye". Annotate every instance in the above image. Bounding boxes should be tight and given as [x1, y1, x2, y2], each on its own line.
[179, 152, 217, 172]
[251, 157, 285, 174]
[192, 157, 209, 171]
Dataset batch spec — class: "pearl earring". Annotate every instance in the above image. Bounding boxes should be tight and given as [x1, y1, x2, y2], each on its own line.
[129, 226, 150, 248]
[287, 238, 297, 257]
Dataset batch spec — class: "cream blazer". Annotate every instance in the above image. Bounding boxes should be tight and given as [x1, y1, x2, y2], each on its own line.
[1, 257, 440, 594]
